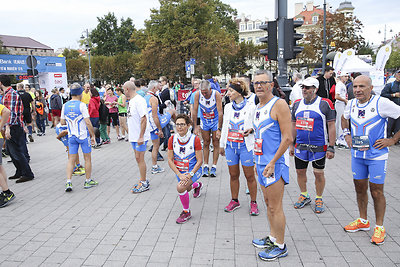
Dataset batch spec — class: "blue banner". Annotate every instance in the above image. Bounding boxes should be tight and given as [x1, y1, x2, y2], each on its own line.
[0, 54, 66, 74]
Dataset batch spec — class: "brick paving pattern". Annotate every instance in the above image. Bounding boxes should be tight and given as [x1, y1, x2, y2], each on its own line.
[0, 129, 399, 266]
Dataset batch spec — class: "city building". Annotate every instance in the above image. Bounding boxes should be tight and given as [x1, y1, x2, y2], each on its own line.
[0, 34, 55, 56]
[236, 14, 268, 45]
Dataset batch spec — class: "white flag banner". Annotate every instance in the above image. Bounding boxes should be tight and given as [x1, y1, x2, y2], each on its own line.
[375, 45, 392, 71]
[336, 49, 355, 76]
[333, 52, 342, 71]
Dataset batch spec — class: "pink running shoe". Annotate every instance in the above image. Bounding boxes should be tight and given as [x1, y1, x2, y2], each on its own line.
[224, 200, 240, 212]
[193, 182, 202, 198]
[250, 201, 259, 216]
[176, 210, 191, 224]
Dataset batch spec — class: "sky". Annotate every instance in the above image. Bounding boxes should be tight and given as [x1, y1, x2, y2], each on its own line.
[2, 0, 399, 52]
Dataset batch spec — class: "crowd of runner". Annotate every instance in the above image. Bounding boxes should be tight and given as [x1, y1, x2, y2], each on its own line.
[0, 68, 400, 261]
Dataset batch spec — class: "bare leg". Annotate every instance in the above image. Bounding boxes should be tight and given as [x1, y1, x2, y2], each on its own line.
[201, 130, 211, 165]
[370, 182, 386, 225]
[67, 154, 78, 180]
[151, 138, 160, 166]
[228, 164, 240, 199]
[354, 179, 369, 220]
[243, 165, 257, 202]
[83, 153, 92, 180]
[211, 131, 220, 165]
[296, 168, 307, 192]
[135, 150, 147, 185]
[0, 166, 9, 191]
[314, 169, 325, 196]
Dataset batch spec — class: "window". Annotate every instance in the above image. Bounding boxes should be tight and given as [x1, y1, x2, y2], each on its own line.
[296, 17, 303, 21]
[248, 23, 253, 31]
[240, 38, 245, 42]
[312, 16, 318, 23]
[240, 24, 245, 31]
[256, 37, 260, 44]
[248, 37, 253, 42]
[255, 23, 261, 29]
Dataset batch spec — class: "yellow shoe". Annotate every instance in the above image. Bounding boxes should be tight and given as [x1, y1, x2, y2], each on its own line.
[344, 218, 370, 232]
[371, 226, 386, 245]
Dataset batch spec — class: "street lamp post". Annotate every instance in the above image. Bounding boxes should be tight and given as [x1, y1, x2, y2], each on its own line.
[378, 24, 393, 44]
[81, 29, 92, 84]
[322, 0, 327, 73]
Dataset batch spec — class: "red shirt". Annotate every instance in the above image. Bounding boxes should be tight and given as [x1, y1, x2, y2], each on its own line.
[88, 96, 100, 118]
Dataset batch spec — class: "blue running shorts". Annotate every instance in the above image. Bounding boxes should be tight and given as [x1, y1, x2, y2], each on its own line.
[200, 120, 218, 132]
[131, 141, 148, 152]
[225, 145, 254, 167]
[150, 113, 172, 140]
[351, 156, 387, 184]
[68, 136, 91, 154]
[176, 168, 202, 183]
[256, 163, 289, 187]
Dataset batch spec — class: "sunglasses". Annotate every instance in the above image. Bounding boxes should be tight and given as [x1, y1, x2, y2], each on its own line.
[301, 86, 315, 90]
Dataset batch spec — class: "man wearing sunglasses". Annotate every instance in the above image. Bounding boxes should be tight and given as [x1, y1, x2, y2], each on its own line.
[290, 77, 336, 214]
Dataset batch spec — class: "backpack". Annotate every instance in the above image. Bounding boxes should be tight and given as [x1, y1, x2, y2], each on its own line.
[99, 101, 109, 123]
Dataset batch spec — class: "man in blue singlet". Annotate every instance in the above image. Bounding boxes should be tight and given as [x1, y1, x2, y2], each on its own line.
[192, 80, 223, 177]
[342, 75, 400, 245]
[251, 70, 292, 261]
[60, 83, 98, 192]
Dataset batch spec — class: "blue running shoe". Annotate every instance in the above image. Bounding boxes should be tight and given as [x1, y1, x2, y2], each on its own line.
[258, 244, 288, 261]
[252, 236, 274, 249]
[202, 166, 209, 177]
[294, 194, 311, 209]
[210, 167, 217, 177]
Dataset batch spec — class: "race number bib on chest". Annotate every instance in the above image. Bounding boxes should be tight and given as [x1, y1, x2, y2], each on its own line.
[296, 117, 314, 131]
[227, 129, 244, 143]
[202, 111, 215, 119]
[174, 159, 189, 172]
[254, 138, 263, 155]
[352, 135, 370, 151]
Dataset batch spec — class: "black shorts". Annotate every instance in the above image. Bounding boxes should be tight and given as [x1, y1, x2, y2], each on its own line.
[107, 113, 119, 126]
[118, 113, 127, 117]
[295, 156, 326, 170]
[23, 111, 32, 124]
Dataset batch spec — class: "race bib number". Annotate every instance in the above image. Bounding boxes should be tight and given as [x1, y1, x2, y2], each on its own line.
[254, 139, 263, 155]
[266, 174, 275, 185]
[174, 159, 189, 172]
[227, 129, 244, 143]
[202, 111, 215, 119]
[352, 135, 370, 151]
[296, 117, 314, 131]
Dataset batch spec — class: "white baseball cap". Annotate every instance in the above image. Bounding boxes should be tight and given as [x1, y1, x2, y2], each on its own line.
[301, 77, 319, 88]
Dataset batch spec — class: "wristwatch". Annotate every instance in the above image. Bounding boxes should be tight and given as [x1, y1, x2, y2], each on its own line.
[218, 128, 222, 131]
[189, 172, 195, 177]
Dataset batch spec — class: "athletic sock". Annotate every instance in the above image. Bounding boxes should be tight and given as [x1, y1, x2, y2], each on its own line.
[232, 199, 239, 203]
[251, 200, 257, 204]
[3, 189, 11, 194]
[375, 225, 384, 230]
[85, 179, 91, 182]
[359, 218, 368, 224]
[275, 242, 285, 249]
[192, 182, 199, 189]
[269, 236, 277, 243]
[301, 191, 309, 197]
[316, 195, 322, 199]
[212, 164, 217, 169]
[179, 190, 189, 211]
[204, 164, 209, 168]
[66, 179, 71, 183]
[152, 165, 158, 169]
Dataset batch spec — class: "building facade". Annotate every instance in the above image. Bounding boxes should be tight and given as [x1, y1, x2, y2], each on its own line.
[236, 14, 267, 45]
[0, 35, 55, 56]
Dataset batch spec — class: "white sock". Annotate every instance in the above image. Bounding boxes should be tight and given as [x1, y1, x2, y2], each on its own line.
[153, 165, 158, 168]
[85, 179, 91, 182]
[375, 225, 384, 230]
[359, 218, 368, 224]
[212, 164, 217, 169]
[269, 236, 276, 243]
[66, 179, 71, 183]
[204, 164, 209, 168]
[275, 242, 285, 249]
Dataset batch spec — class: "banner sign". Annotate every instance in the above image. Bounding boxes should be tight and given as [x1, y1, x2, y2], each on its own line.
[177, 89, 191, 101]
[0, 54, 66, 74]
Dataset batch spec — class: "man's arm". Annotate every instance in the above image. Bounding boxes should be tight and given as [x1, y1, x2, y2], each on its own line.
[380, 83, 393, 99]
[0, 107, 11, 130]
[84, 117, 95, 138]
[139, 115, 147, 138]
[150, 97, 163, 138]
[327, 120, 336, 147]
[192, 91, 200, 127]
[215, 92, 223, 129]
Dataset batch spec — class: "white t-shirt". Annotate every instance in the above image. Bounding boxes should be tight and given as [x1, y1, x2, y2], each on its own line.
[127, 95, 150, 142]
[335, 81, 347, 104]
[290, 81, 303, 107]
[60, 100, 90, 139]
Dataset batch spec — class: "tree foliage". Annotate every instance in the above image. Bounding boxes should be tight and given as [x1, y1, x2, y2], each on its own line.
[133, 0, 238, 79]
[0, 40, 9, 54]
[387, 47, 400, 70]
[66, 58, 88, 81]
[62, 48, 80, 59]
[220, 42, 259, 76]
[297, 12, 364, 65]
[90, 12, 138, 56]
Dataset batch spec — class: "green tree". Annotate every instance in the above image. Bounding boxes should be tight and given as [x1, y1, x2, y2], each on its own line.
[90, 12, 138, 56]
[386, 47, 400, 70]
[66, 58, 88, 82]
[298, 12, 364, 65]
[62, 48, 80, 59]
[358, 42, 374, 56]
[220, 42, 259, 77]
[133, 0, 238, 79]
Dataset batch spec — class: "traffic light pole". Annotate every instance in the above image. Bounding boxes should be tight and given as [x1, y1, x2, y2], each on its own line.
[276, 0, 288, 87]
[322, 0, 327, 73]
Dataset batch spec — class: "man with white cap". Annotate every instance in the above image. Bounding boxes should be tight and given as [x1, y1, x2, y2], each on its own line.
[335, 72, 349, 148]
[290, 77, 336, 213]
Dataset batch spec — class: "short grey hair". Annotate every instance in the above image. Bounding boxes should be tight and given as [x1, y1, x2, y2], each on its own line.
[254, 69, 273, 80]
[123, 81, 136, 91]
[71, 83, 82, 90]
[200, 80, 211, 90]
[294, 73, 302, 80]
[148, 80, 159, 91]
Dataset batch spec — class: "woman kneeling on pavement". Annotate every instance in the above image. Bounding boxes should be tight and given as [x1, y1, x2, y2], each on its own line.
[220, 78, 259, 215]
[168, 114, 203, 224]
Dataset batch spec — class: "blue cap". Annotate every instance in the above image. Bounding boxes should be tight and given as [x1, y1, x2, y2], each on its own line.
[70, 86, 83, 95]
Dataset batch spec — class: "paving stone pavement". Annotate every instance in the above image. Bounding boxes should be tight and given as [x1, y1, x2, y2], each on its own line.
[0, 129, 400, 267]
